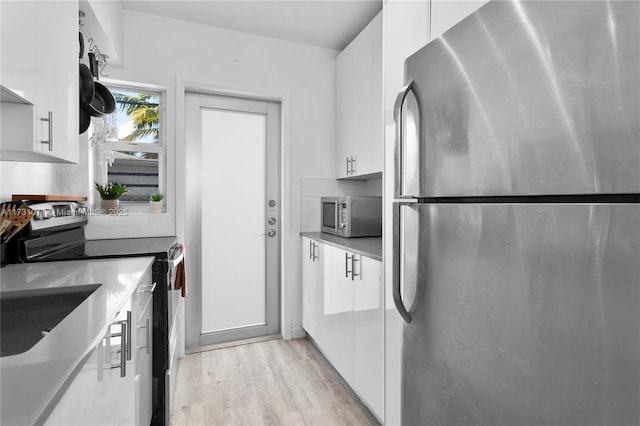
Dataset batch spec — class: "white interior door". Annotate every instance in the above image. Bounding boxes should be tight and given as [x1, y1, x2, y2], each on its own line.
[185, 93, 280, 347]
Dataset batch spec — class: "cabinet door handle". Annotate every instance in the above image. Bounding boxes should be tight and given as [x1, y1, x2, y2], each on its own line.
[346, 157, 351, 175]
[312, 242, 319, 261]
[106, 322, 127, 377]
[309, 240, 313, 259]
[40, 111, 53, 151]
[136, 318, 151, 355]
[345, 252, 352, 278]
[351, 156, 356, 174]
[125, 311, 132, 360]
[118, 321, 127, 377]
[351, 254, 360, 281]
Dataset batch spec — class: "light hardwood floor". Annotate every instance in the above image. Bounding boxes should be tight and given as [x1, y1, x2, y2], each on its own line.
[170, 337, 379, 426]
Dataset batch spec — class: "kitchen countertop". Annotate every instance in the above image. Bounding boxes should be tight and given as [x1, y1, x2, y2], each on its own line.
[301, 232, 382, 261]
[0, 257, 155, 425]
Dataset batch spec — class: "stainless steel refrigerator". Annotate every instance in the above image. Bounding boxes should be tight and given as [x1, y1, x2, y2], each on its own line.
[392, 1, 640, 425]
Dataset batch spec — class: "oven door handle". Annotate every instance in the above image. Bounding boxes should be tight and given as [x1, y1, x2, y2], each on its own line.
[167, 244, 184, 269]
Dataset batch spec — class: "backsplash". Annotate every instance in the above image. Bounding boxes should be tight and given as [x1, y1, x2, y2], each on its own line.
[1, 135, 90, 203]
[299, 177, 382, 232]
[0, 162, 59, 202]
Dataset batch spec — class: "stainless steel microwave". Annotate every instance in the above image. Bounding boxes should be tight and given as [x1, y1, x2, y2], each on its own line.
[321, 196, 382, 238]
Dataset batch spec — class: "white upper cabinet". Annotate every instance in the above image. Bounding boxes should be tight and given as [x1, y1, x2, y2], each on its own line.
[335, 12, 383, 179]
[0, 0, 79, 163]
[430, 0, 490, 40]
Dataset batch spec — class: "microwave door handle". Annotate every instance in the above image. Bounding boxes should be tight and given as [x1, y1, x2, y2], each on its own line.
[334, 202, 340, 232]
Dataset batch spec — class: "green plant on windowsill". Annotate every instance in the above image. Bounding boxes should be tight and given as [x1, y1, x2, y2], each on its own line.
[150, 192, 164, 202]
[95, 182, 128, 214]
[94, 182, 128, 200]
[150, 192, 164, 214]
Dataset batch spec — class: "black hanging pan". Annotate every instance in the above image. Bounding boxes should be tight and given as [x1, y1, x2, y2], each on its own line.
[79, 62, 95, 134]
[79, 108, 91, 134]
[81, 80, 116, 117]
[79, 63, 94, 104]
[79, 31, 84, 60]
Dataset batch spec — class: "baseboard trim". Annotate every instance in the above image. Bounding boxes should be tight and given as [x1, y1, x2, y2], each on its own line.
[289, 327, 307, 340]
[187, 333, 281, 354]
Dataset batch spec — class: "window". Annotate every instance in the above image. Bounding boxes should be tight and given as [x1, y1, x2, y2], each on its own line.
[92, 83, 165, 206]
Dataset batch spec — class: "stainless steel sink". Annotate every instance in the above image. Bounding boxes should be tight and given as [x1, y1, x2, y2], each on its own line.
[0, 284, 101, 357]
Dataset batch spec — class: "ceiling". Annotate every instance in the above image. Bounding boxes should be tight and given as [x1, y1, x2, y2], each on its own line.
[122, 1, 383, 51]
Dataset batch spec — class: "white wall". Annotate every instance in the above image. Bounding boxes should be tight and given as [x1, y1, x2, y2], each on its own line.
[0, 138, 88, 203]
[105, 10, 336, 341]
[81, 0, 124, 65]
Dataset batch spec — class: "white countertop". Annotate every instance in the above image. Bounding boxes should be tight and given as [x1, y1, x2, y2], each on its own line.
[0, 257, 155, 425]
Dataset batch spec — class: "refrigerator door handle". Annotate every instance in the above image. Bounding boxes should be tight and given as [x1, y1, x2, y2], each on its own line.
[393, 80, 418, 199]
[393, 202, 412, 323]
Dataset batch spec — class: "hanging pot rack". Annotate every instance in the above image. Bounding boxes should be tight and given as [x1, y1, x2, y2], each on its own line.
[79, 10, 109, 77]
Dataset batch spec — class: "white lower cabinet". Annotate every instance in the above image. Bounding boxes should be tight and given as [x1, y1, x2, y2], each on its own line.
[301, 238, 384, 421]
[45, 271, 154, 425]
[43, 344, 112, 425]
[301, 237, 323, 337]
[319, 244, 355, 383]
[353, 255, 384, 420]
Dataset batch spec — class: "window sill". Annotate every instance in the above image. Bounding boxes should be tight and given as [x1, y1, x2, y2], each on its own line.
[85, 202, 174, 239]
[91, 202, 166, 216]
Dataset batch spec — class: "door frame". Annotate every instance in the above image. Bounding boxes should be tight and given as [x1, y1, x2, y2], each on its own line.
[183, 89, 282, 349]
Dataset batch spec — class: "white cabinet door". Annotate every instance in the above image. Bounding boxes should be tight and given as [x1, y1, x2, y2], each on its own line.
[302, 237, 323, 337]
[430, 0, 489, 40]
[111, 271, 154, 426]
[44, 345, 113, 425]
[353, 255, 384, 420]
[134, 285, 154, 426]
[369, 13, 384, 178]
[45, 273, 153, 425]
[303, 240, 384, 419]
[313, 244, 354, 384]
[335, 52, 352, 179]
[335, 12, 382, 179]
[0, 0, 78, 163]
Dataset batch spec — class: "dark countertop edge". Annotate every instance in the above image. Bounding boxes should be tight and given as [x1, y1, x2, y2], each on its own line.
[301, 232, 382, 261]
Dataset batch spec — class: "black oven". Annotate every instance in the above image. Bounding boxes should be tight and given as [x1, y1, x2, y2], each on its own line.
[1, 201, 181, 426]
